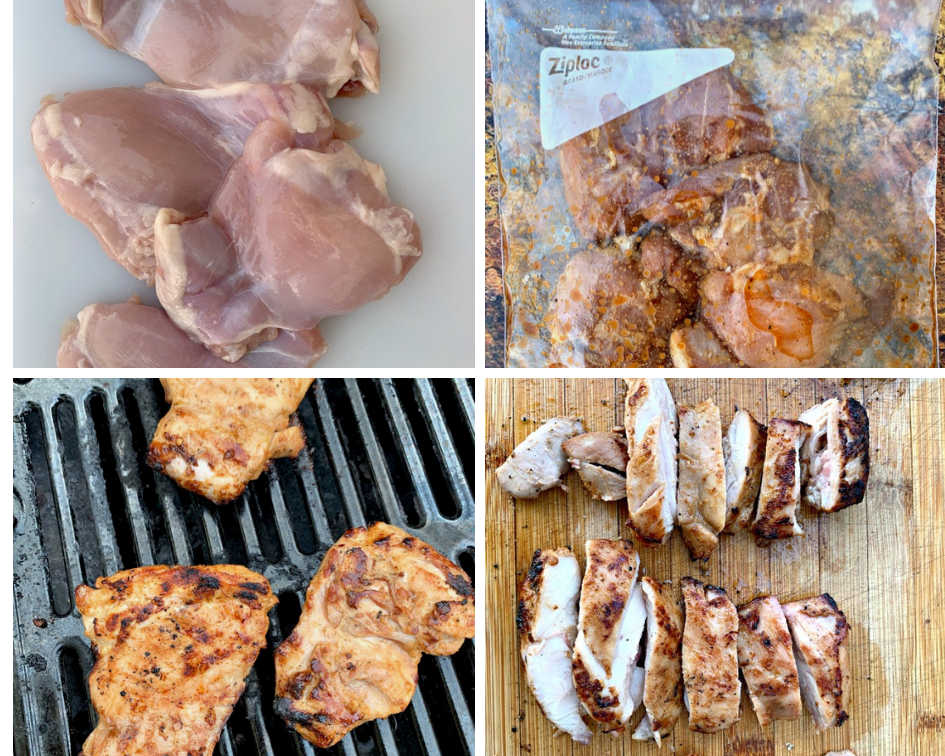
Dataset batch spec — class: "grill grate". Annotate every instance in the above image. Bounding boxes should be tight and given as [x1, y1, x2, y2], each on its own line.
[13, 378, 476, 756]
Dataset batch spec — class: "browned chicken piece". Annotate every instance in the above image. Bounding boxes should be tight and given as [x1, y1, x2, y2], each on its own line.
[274, 522, 475, 748]
[752, 419, 810, 540]
[563, 432, 629, 501]
[799, 398, 870, 512]
[624, 378, 678, 546]
[559, 68, 773, 241]
[640, 154, 832, 269]
[573, 539, 646, 733]
[782, 594, 851, 731]
[148, 378, 313, 503]
[677, 400, 726, 561]
[723, 408, 768, 533]
[632, 577, 684, 745]
[549, 237, 700, 367]
[701, 263, 867, 368]
[496, 417, 585, 499]
[670, 322, 740, 367]
[681, 578, 741, 733]
[75, 565, 277, 756]
[737, 596, 802, 726]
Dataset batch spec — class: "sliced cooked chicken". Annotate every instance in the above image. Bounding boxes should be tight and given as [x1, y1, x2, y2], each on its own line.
[681, 577, 741, 733]
[496, 417, 584, 499]
[752, 419, 810, 540]
[799, 398, 870, 512]
[563, 432, 629, 501]
[623, 378, 678, 546]
[148, 379, 313, 504]
[677, 400, 726, 561]
[517, 548, 591, 744]
[736, 596, 802, 726]
[632, 577, 683, 745]
[782, 594, 851, 731]
[75, 565, 277, 756]
[274, 523, 475, 747]
[722, 409, 768, 533]
[670, 322, 740, 367]
[572, 540, 646, 733]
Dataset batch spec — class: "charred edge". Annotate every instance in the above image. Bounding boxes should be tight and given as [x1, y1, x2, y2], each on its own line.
[572, 660, 619, 722]
[753, 443, 799, 538]
[516, 598, 531, 636]
[524, 549, 547, 591]
[446, 571, 473, 597]
[274, 697, 314, 726]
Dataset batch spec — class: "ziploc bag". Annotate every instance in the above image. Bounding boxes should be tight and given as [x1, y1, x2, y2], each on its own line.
[487, 0, 940, 367]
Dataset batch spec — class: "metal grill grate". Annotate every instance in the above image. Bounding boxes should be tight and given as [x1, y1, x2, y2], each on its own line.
[13, 378, 476, 756]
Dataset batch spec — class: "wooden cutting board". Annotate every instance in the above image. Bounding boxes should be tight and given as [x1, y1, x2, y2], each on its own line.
[485, 378, 945, 756]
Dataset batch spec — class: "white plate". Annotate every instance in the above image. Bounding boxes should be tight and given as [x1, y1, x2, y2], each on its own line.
[13, 0, 475, 367]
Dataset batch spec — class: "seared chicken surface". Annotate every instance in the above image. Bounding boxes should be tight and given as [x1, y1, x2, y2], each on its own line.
[496, 417, 584, 499]
[148, 379, 313, 504]
[563, 432, 629, 501]
[633, 577, 684, 745]
[274, 523, 475, 748]
[799, 398, 870, 512]
[737, 596, 802, 726]
[752, 419, 810, 540]
[518, 548, 592, 744]
[782, 594, 851, 731]
[670, 322, 740, 367]
[723, 409, 768, 533]
[624, 378, 678, 546]
[76, 565, 277, 756]
[681, 577, 741, 733]
[572, 540, 646, 733]
[677, 400, 726, 560]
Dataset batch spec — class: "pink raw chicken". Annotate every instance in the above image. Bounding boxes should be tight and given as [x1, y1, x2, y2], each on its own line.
[58, 300, 327, 368]
[154, 119, 422, 362]
[64, 0, 380, 98]
[31, 82, 334, 283]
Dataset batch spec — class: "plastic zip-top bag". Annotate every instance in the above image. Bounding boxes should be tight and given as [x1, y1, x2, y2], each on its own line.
[487, 0, 941, 367]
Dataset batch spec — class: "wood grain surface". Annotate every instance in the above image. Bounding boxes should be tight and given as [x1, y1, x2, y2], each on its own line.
[485, 378, 945, 756]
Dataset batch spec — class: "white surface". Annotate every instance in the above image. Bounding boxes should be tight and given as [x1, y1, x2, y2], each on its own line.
[13, 0, 475, 368]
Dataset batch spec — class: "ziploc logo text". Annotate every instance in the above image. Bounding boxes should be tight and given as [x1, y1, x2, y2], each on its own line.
[547, 54, 603, 77]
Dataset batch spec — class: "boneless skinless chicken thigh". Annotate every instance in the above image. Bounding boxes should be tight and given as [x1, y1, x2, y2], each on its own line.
[64, 0, 380, 97]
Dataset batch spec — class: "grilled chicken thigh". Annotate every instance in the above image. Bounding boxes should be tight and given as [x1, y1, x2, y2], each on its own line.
[782, 594, 851, 731]
[148, 379, 312, 503]
[623, 379, 678, 546]
[572, 540, 646, 733]
[75, 565, 277, 756]
[496, 417, 584, 499]
[563, 432, 629, 501]
[737, 596, 802, 726]
[517, 548, 591, 744]
[633, 578, 684, 745]
[723, 409, 767, 533]
[274, 523, 475, 747]
[799, 398, 870, 512]
[681, 578, 741, 733]
[752, 419, 810, 539]
[677, 400, 726, 560]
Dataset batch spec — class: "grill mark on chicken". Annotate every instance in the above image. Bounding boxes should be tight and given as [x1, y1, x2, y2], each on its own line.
[752, 419, 810, 540]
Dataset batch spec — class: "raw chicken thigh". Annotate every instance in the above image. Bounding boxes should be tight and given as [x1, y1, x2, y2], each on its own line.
[155, 119, 422, 361]
[31, 82, 333, 283]
[64, 0, 380, 97]
[57, 301, 327, 368]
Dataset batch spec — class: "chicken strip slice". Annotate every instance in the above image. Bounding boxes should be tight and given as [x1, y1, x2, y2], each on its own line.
[722, 409, 767, 533]
[496, 417, 584, 499]
[737, 596, 802, 726]
[623, 378, 678, 546]
[572, 540, 646, 733]
[752, 419, 810, 540]
[274, 523, 475, 748]
[75, 565, 277, 756]
[782, 595, 851, 731]
[677, 400, 726, 560]
[517, 548, 591, 744]
[563, 432, 629, 502]
[632, 577, 683, 745]
[148, 379, 313, 504]
[799, 398, 870, 512]
[681, 577, 741, 733]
